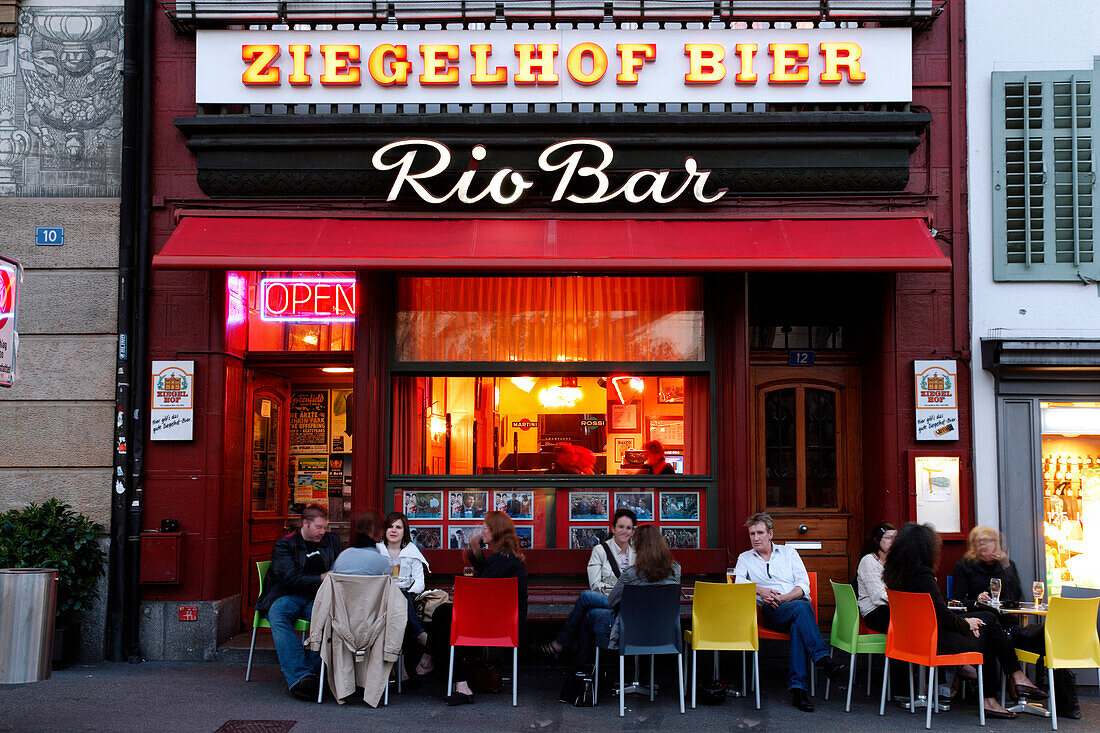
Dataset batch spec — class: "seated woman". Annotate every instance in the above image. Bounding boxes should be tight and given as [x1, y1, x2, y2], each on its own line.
[376, 512, 431, 650]
[856, 522, 896, 633]
[548, 442, 596, 475]
[576, 524, 681, 666]
[637, 440, 676, 474]
[884, 522, 1044, 719]
[538, 508, 637, 661]
[952, 526, 1078, 718]
[419, 510, 528, 705]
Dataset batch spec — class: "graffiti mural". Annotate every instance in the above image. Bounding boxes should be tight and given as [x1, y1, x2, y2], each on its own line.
[2, 7, 123, 197]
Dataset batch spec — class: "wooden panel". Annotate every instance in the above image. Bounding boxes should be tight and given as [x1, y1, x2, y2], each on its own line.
[771, 515, 848, 540]
[801, 555, 851, 614]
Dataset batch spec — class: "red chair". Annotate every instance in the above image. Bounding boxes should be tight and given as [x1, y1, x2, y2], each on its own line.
[879, 590, 985, 729]
[757, 571, 819, 696]
[448, 576, 520, 706]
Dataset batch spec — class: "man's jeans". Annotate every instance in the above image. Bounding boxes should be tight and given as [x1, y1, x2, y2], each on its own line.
[760, 599, 828, 692]
[555, 590, 610, 652]
[266, 593, 319, 689]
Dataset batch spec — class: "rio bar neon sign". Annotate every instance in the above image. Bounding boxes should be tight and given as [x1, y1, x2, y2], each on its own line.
[260, 277, 357, 322]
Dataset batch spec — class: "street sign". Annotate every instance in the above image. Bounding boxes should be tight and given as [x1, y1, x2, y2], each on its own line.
[35, 227, 64, 246]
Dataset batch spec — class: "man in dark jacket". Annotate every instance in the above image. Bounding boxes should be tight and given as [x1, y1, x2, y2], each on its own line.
[255, 504, 340, 699]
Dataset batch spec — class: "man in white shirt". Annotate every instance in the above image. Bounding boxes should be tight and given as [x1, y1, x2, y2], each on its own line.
[734, 512, 845, 712]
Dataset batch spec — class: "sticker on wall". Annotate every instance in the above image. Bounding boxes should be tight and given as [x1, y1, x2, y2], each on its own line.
[914, 360, 958, 441]
[150, 361, 194, 441]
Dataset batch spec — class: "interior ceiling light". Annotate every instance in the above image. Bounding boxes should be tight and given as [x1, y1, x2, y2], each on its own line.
[321, 367, 354, 373]
[430, 414, 448, 439]
[510, 376, 538, 393]
[538, 386, 584, 409]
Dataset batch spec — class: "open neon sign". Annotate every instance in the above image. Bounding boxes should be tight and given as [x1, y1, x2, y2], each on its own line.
[259, 277, 357, 322]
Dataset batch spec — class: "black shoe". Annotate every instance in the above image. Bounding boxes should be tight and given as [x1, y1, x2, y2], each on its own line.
[289, 673, 320, 701]
[984, 708, 1018, 719]
[445, 691, 474, 706]
[817, 655, 848, 685]
[792, 688, 815, 712]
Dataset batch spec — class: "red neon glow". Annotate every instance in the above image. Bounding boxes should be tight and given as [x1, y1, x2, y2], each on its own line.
[0, 266, 15, 329]
[260, 277, 357, 322]
[611, 375, 644, 405]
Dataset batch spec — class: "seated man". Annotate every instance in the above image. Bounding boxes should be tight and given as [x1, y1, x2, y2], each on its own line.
[734, 512, 845, 712]
[254, 504, 340, 700]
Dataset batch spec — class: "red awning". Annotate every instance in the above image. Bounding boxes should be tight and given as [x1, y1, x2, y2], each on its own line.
[152, 216, 949, 272]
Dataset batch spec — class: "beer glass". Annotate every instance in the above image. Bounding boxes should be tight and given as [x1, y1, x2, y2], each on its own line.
[989, 578, 1002, 607]
[726, 567, 736, 584]
[1033, 580, 1045, 608]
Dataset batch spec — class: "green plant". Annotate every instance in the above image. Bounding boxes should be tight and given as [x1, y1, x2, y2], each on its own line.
[0, 498, 107, 624]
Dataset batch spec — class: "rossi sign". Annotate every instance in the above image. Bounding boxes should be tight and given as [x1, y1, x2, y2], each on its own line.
[197, 28, 911, 105]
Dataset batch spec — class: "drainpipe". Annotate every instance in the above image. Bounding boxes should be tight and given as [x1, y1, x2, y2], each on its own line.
[107, 0, 151, 663]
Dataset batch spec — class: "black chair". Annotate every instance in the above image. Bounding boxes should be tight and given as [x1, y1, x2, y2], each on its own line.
[599, 584, 685, 718]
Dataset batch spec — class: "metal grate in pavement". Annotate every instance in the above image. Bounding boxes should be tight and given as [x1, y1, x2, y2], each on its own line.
[215, 722, 296, 733]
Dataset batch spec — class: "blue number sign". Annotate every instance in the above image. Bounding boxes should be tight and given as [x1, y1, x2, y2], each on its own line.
[788, 350, 815, 366]
[35, 227, 64, 246]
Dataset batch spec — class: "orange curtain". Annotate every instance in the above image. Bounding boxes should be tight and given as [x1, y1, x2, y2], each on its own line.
[396, 276, 704, 362]
[684, 376, 710, 475]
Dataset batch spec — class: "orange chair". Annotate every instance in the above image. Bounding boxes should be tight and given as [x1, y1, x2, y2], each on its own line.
[879, 590, 985, 729]
[447, 576, 520, 706]
[757, 571, 819, 696]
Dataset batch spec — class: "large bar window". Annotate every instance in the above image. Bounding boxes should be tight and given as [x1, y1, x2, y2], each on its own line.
[391, 375, 710, 475]
[1041, 401, 1100, 595]
[396, 276, 704, 362]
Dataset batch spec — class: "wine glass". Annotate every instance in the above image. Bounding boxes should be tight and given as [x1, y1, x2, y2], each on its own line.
[1033, 581, 1046, 609]
[989, 578, 1002, 607]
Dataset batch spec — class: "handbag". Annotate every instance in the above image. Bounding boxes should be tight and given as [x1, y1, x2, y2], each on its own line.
[468, 659, 505, 694]
[558, 670, 596, 707]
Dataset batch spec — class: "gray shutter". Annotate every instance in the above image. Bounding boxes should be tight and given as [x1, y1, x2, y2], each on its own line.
[993, 59, 1096, 281]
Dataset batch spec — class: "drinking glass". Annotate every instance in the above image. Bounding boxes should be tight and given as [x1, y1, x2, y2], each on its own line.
[462, 566, 475, 577]
[391, 562, 401, 580]
[725, 567, 736, 584]
[989, 578, 1002, 607]
[1033, 581, 1045, 608]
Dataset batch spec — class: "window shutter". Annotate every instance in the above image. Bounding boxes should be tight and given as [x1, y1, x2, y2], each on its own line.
[992, 61, 1096, 281]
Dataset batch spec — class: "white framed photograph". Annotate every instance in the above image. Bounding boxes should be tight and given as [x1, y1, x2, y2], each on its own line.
[570, 526, 610, 549]
[568, 491, 609, 522]
[515, 526, 533, 550]
[661, 526, 700, 549]
[493, 490, 534, 520]
[448, 490, 489, 520]
[659, 491, 700, 522]
[614, 491, 655, 522]
[402, 490, 443, 520]
[408, 525, 442, 550]
[447, 525, 483, 550]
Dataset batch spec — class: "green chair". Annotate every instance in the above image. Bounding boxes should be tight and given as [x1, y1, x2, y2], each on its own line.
[245, 560, 310, 681]
[825, 580, 887, 711]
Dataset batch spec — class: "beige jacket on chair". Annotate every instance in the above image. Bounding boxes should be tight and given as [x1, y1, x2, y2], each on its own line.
[307, 573, 408, 706]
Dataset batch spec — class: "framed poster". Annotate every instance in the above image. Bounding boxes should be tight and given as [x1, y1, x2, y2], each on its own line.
[914, 360, 959, 441]
[409, 525, 442, 550]
[614, 491, 655, 521]
[614, 437, 635, 464]
[449, 490, 488, 520]
[329, 388, 353, 453]
[515, 526, 533, 550]
[661, 526, 700, 549]
[570, 526, 610, 549]
[151, 360, 195, 441]
[402, 490, 443, 520]
[659, 491, 700, 521]
[647, 417, 684, 448]
[657, 377, 685, 404]
[493, 490, 534, 520]
[609, 403, 639, 432]
[289, 390, 329, 454]
[568, 491, 609, 522]
[447, 525, 483, 549]
[909, 450, 969, 539]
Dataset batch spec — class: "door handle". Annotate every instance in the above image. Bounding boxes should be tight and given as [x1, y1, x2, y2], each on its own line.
[798, 524, 809, 534]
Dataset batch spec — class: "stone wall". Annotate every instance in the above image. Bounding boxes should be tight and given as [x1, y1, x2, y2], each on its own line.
[0, 2, 123, 662]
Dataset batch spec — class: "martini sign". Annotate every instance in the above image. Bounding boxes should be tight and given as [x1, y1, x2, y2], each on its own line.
[0, 256, 22, 388]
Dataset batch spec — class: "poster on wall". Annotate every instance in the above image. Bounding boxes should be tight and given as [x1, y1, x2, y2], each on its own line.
[294, 455, 329, 507]
[329, 388, 353, 453]
[914, 360, 959, 441]
[290, 390, 329, 454]
[150, 361, 195, 441]
[913, 455, 961, 534]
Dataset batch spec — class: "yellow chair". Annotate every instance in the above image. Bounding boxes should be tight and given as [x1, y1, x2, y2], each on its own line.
[683, 581, 760, 710]
[1025, 596, 1100, 730]
[245, 560, 310, 681]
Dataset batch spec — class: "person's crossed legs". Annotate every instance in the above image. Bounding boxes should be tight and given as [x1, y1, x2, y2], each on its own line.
[266, 593, 319, 691]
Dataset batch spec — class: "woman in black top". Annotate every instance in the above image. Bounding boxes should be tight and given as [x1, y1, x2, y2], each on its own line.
[883, 523, 1045, 719]
[423, 510, 528, 705]
[951, 526, 1080, 718]
[638, 440, 675, 474]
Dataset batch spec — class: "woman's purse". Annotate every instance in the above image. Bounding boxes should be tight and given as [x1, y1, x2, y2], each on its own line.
[558, 669, 596, 707]
[468, 659, 505, 694]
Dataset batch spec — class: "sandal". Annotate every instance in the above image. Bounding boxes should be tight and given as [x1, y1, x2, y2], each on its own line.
[538, 641, 562, 661]
[1012, 681, 1049, 700]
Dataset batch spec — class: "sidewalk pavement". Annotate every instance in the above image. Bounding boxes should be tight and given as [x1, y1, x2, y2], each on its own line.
[0, 655, 1095, 733]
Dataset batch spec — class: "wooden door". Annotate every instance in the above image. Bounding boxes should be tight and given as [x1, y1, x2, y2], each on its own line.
[750, 365, 862, 621]
[241, 370, 291, 626]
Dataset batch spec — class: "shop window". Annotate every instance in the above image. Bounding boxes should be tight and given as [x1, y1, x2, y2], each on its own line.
[1040, 401, 1100, 595]
[992, 68, 1096, 281]
[250, 393, 282, 513]
[396, 276, 704, 362]
[228, 271, 355, 352]
[391, 375, 709, 475]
